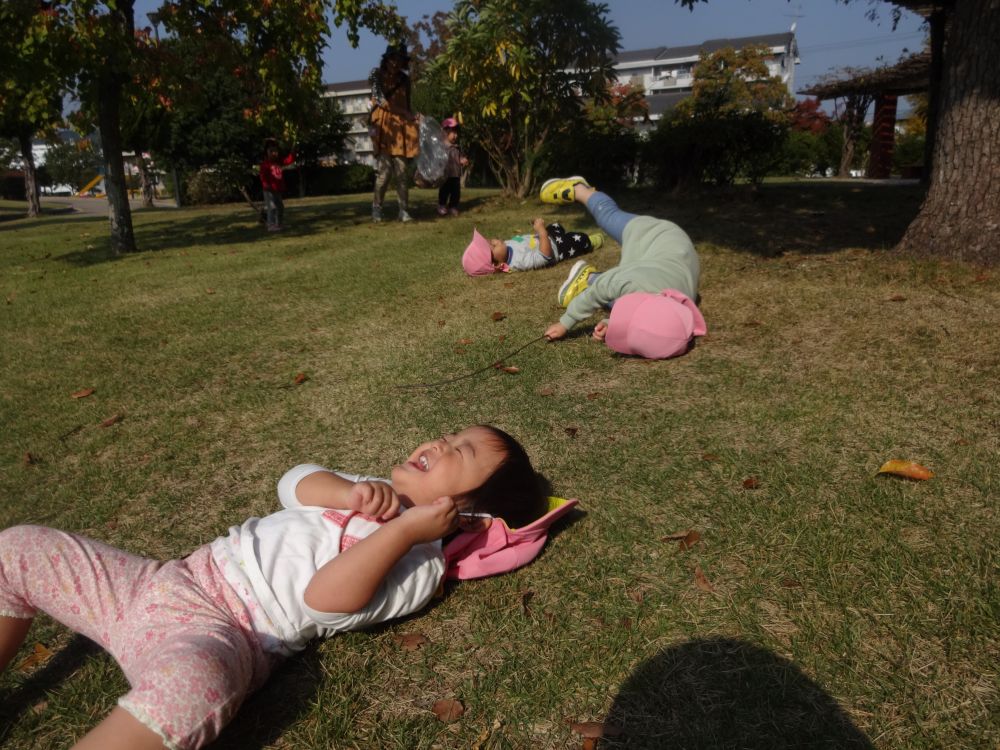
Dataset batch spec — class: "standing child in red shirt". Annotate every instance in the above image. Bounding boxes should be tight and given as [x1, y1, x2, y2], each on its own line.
[260, 138, 295, 232]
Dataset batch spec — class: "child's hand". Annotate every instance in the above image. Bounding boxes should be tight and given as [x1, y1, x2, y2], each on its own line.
[348, 481, 401, 520]
[399, 497, 459, 544]
[592, 320, 608, 342]
[544, 322, 568, 341]
[460, 156, 469, 166]
[532, 217, 546, 233]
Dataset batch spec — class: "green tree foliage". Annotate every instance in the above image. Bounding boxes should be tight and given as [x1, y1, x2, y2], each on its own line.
[645, 45, 793, 188]
[427, 0, 621, 197]
[42, 137, 102, 191]
[0, 1, 73, 216]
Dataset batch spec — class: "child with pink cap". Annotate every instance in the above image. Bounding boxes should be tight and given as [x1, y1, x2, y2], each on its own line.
[539, 177, 705, 359]
[0, 426, 576, 749]
[462, 218, 602, 276]
[437, 117, 469, 216]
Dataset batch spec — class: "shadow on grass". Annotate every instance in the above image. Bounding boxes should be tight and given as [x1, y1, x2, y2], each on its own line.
[599, 637, 872, 749]
[618, 181, 925, 259]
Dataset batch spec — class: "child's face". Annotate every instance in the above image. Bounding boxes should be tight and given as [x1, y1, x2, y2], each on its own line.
[489, 239, 507, 264]
[444, 128, 458, 143]
[391, 426, 506, 508]
[267, 146, 278, 159]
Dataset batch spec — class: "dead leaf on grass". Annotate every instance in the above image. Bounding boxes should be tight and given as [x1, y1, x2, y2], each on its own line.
[781, 577, 803, 588]
[491, 311, 506, 322]
[742, 476, 761, 490]
[293, 372, 309, 385]
[538, 388, 554, 397]
[678, 529, 701, 551]
[23, 451, 40, 465]
[701, 453, 720, 462]
[627, 588, 644, 604]
[471, 718, 502, 750]
[500, 365, 520, 374]
[396, 633, 430, 651]
[431, 699, 465, 723]
[564, 426, 579, 438]
[205, 288, 215, 294]
[71, 388, 95, 399]
[661, 530, 690, 541]
[99, 414, 123, 428]
[17, 643, 54, 673]
[568, 720, 623, 739]
[586, 392, 600, 400]
[888, 294, 907, 302]
[876, 459, 934, 481]
[694, 565, 715, 593]
[458, 338, 473, 345]
[954, 438, 970, 446]
[521, 590, 534, 615]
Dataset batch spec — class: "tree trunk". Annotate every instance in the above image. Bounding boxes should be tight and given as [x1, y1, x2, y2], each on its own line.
[137, 154, 155, 208]
[98, 76, 137, 254]
[17, 131, 41, 217]
[897, 1, 1000, 265]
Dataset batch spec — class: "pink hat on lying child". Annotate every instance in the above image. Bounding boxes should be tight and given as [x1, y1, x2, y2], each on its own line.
[462, 229, 498, 275]
[605, 289, 707, 359]
[442, 496, 579, 579]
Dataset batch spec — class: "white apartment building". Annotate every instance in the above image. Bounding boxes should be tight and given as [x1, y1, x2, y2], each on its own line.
[321, 28, 799, 162]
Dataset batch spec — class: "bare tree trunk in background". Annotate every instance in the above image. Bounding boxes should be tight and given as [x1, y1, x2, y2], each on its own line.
[836, 93, 873, 178]
[898, 0, 1000, 265]
[17, 132, 40, 217]
[137, 154, 155, 208]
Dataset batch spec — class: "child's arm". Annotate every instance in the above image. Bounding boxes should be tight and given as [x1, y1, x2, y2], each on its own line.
[293, 470, 400, 519]
[304, 497, 457, 614]
[533, 217, 553, 259]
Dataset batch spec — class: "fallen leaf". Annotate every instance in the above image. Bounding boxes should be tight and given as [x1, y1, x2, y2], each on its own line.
[503, 281, 514, 288]
[781, 577, 802, 588]
[471, 718, 502, 750]
[877, 459, 934, 481]
[71, 388, 95, 399]
[17, 642, 54, 673]
[99, 414, 123, 428]
[23, 451, 39, 465]
[431, 699, 465, 723]
[679, 529, 701, 551]
[954, 438, 970, 446]
[538, 388, 554, 397]
[694, 565, 715, 593]
[568, 721, 622, 739]
[888, 294, 907, 302]
[661, 530, 690, 541]
[500, 365, 520, 374]
[744, 319, 762, 327]
[205, 288, 215, 294]
[586, 392, 600, 400]
[973, 272, 990, 283]
[521, 590, 534, 615]
[620, 616, 633, 630]
[491, 311, 506, 321]
[701, 453, 720, 462]
[564, 426, 578, 438]
[627, 588, 644, 604]
[454, 347, 466, 354]
[396, 633, 430, 651]
[293, 372, 308, 385]
[31, 700, 48, 715]
[497, 334, 506, 342]
[742, 476, 761, 490]
[457, 338, 474, 345]
[437, 320, 445, 326]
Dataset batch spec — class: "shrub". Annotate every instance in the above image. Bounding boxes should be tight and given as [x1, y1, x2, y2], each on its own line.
[0, 171, 25, 200]
[185, 169, 239, 204]
[298, 164, 375, 196]
[539, 125, 640, 190]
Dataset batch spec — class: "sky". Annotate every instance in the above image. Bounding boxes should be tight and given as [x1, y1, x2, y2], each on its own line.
[135, 1, 928, 104]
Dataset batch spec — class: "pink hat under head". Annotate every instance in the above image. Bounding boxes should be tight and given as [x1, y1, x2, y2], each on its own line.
[442, 497, 579, 580]
[462, 229, 496, 276]
[605, 289, 707, 359]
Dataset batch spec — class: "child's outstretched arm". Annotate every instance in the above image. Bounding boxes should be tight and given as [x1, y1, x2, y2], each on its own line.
[304, 497, 457, 614]
[292, 470, 400, 520]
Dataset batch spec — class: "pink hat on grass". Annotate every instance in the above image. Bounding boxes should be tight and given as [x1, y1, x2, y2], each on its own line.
[462, 229, 497, 275]
[605, 289, 707, 359]
[442, 496, 579, 580]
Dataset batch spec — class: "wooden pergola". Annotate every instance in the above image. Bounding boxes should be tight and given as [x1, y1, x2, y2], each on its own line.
[800, 51, 930, 179]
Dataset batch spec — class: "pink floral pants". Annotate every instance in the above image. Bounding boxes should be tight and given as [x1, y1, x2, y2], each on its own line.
[0, 525, 280, 750]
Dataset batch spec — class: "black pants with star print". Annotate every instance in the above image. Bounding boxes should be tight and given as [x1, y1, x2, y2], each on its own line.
[546, 223, 594, 263]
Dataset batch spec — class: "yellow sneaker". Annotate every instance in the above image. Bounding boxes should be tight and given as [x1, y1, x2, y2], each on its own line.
[539, 176, 593, 205]
[557, 260, 597, 307]
[588, 232, 604, 250]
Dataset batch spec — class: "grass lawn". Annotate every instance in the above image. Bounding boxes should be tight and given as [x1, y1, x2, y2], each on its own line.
[1, 183, 997, 749]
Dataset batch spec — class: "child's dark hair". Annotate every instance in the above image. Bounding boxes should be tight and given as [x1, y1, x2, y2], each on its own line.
[264, 137, 278, 151]
[464, 425, 548, 528]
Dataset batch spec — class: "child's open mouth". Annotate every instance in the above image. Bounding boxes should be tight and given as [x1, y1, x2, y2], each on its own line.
[409, 454, 430, 471]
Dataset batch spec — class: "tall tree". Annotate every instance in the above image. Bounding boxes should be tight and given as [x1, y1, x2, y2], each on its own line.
[0, 1, 73, 217]
[680, 0, 1000, 265]
[427, 0, 621, 197]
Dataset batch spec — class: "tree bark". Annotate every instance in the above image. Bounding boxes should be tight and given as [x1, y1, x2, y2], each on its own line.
[98, 75, 137, 254]
[17, 131, 40, 218]
[897, 0, 1000, 265]
[137, 154, 155, 208]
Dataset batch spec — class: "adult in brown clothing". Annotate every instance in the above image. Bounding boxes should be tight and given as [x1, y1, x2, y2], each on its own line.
[369, 44, 419, 223]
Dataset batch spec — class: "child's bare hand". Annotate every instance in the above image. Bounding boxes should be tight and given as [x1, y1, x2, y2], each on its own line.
[532, 217, 546, 233]
[400, 497, 458, 543]
[348, 482, 401, 520]
[592, 320, 608, 342]
[544, 322, 568, 341]
[460, 156, 469, 166]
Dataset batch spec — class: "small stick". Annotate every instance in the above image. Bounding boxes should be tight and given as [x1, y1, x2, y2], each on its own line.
[395, 334, 548, 390]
